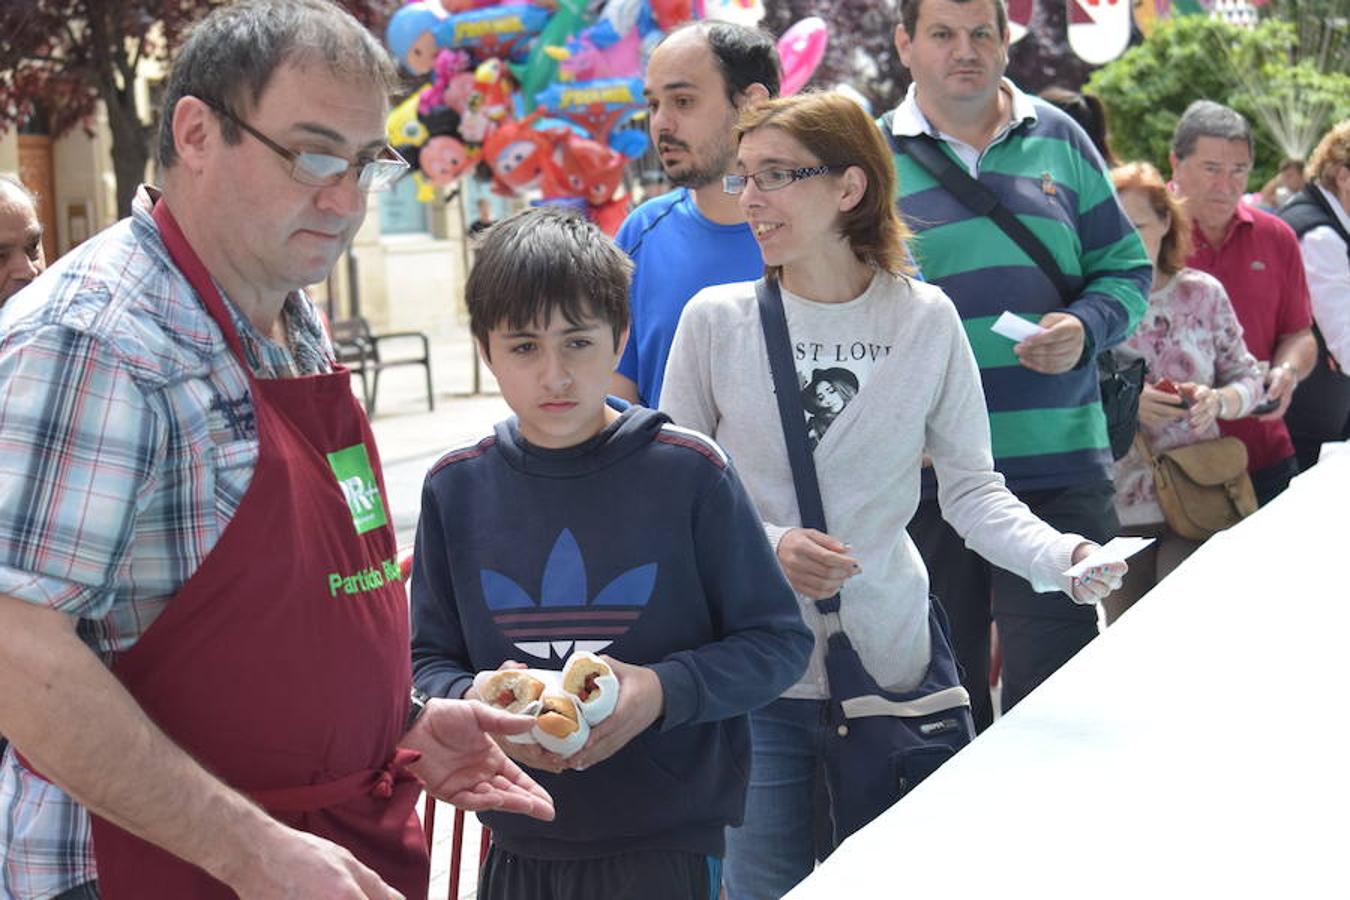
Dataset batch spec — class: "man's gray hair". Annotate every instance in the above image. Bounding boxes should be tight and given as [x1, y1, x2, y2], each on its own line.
[0, 174, 38, 207]
[157, 0, 400, 169]
[1171, 100, 1253, 160]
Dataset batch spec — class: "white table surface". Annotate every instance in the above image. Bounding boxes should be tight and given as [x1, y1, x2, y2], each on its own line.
[787, 451, 1350, 899]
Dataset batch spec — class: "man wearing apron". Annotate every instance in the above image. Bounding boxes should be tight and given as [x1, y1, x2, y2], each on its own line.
[0, 3, 552, 898]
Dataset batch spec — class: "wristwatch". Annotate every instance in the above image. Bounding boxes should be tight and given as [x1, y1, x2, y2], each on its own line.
[1275, 360, 1299, 383]
[406, 687, 431, 733]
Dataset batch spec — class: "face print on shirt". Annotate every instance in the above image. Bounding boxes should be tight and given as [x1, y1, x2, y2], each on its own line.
[799, 366, 860, 449]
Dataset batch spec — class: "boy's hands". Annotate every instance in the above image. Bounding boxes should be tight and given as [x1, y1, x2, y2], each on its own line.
[464, 661, 570, 775]
[567, 658, 663, 771]
[463, 657, 664, 774]
[492, 738, 571, 775]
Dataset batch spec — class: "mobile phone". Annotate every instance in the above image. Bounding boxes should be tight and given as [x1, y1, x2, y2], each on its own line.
[1251, 395, 1280, 415]
[1153, 378, 1191, 409]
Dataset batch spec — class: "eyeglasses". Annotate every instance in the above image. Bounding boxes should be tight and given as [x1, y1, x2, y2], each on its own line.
[722, 164, 852, 195]
[196, 96, 409, 193]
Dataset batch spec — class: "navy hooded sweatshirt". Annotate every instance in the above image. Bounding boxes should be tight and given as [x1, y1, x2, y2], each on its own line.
[410, 406, 812, 860]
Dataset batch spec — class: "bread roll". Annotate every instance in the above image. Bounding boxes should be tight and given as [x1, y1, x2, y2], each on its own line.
[478, 670, 545, 714]
[532, 694, 590, 756]
[534, 696, 580, 738]
[562, 651, 620, 725]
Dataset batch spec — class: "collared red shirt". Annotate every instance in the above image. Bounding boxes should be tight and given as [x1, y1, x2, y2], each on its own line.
[1186, 200, 1313, 472]
[0, 186, 334, 898]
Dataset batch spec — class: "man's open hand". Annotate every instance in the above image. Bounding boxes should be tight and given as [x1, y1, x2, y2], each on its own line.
[401, 699, 554, 821]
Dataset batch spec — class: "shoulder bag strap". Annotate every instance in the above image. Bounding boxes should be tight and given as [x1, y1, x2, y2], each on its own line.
[1133, 430, 1158, 467]
[754, 278, 840, 618]
[890, 128, 1076, 305]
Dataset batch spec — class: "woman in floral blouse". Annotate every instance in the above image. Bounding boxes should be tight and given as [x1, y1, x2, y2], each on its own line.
[1106, 162, 1264, 623]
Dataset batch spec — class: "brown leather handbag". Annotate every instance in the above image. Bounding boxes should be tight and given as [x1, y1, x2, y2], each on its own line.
[1136, 433, 1259, 541]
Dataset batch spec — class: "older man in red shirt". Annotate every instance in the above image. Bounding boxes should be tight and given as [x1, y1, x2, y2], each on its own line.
[1170, 100, 1317, 504]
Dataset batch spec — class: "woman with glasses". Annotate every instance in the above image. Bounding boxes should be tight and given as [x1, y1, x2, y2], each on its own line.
[660, 91, 1125, 898]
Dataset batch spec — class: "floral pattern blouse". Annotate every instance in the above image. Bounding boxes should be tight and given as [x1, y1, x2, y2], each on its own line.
[1112, 268, 1264, 526]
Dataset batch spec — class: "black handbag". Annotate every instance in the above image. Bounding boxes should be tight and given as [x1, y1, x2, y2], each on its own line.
[1098, 352, 1148, 460]
[881, 116, 1145, 460]
[1285, 327, 1350, 441]
[754, 277, 975, 853]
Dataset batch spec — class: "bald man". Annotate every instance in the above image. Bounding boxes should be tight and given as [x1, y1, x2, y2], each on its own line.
[0, 176, 45, 308]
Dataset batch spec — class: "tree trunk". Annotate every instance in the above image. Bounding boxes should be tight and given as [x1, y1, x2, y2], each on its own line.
[86, 3, 151, 218]
[106, 109, 147, 218]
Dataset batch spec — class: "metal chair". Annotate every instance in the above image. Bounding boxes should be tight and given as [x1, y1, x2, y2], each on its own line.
[402, 549, 492, 898]
[330, 316, 434, 415]
[423, 801, 491, 899]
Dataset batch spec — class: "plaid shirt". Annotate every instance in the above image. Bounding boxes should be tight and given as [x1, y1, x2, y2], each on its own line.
[0, 187, 335, 898]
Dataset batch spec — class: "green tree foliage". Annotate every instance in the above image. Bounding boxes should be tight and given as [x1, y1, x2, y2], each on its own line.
[1087, 15, 1350, 185]
[1259, 0, 1350, 74]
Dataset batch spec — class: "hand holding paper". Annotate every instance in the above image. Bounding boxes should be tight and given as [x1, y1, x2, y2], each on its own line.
[991, 311, 1048, 342]
[1063, 537, 1152, 604]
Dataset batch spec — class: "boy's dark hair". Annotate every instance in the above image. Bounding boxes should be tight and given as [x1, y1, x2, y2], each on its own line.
[158, 0, 399, 169]
[467, 206, 633, 358]
[661, 21, 781, 101]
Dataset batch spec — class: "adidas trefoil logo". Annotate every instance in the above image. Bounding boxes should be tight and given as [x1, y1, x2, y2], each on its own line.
[480, 529, 656, 661]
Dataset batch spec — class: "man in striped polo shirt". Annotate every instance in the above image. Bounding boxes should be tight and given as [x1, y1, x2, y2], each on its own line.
[884, 0, 1151, 727]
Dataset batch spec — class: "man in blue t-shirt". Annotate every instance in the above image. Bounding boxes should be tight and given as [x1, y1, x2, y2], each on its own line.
[611, 21, 779, 407]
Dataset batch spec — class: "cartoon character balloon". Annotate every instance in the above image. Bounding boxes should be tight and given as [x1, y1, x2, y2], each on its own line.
[482, 112, 562, 194]
[386, 2, 445, 74]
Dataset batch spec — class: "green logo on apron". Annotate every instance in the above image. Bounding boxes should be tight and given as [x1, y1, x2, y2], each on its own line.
[326, 443, 388, 535]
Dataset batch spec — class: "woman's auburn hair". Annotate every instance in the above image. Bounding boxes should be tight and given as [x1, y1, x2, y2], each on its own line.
[1110, 160, 1191, 277]
[733, 91, 914, 280]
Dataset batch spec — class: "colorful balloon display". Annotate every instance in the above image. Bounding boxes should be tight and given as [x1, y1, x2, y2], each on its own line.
[381, 0, 719, 233]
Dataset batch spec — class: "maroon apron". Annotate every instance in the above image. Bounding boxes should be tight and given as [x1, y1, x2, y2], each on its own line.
[73, 200, 427, 897]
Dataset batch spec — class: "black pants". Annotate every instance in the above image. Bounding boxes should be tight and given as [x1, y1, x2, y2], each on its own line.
[479, 846, 720, 900]
[1251, 454, 1299, 508]
[910, 481, 1117, 725]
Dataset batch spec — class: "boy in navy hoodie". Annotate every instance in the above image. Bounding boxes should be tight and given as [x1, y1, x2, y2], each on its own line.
[410, 206, 812, 899]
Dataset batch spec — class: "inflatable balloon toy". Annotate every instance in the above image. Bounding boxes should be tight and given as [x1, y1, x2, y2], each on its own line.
[700, 0, 764, 27]
[600, 0, 644, 36]
[544, 133, 627, 207]
[482, 112, 566, 195]
[436, 4, 551, 64]
[386, 1, 446, 75]
[512, 0, 589, 113]
[420, 48, 473, 117]
[387, 88, 433, 151]
[777, 17, 828, 97]
[419, 135, 480, 187]
[648, 0, 695, 31]
[534, 77, 648, 158]
[554, 19, 643, 82]
[437, 0, 504, 10]
[441, 59, 515, 145]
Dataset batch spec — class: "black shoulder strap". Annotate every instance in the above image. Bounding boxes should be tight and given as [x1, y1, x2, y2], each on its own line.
[755, 278, 841, 617]
[880, 110, 1075, 304]
[755, 278, 828, 534]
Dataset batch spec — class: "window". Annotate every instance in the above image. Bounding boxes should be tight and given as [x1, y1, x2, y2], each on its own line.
[378, 174, 430, 235]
